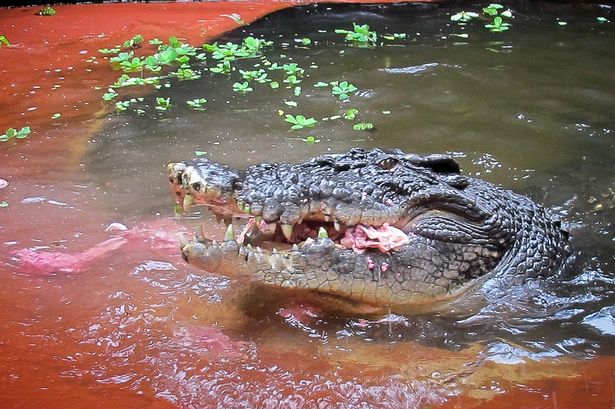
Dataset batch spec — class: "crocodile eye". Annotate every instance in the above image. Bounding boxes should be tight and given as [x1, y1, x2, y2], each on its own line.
[233, 181, 243, 191]
[377, 157, 398, 170]
[192, 182, 201, 191]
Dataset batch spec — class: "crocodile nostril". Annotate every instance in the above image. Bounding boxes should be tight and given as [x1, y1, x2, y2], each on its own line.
[192, 182, 202, 192]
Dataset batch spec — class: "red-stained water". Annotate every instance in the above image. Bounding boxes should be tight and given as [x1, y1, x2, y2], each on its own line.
[1, 2, 614, 409]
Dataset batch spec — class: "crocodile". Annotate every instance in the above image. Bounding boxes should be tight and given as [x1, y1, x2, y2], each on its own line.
[167, 148, 572, 315]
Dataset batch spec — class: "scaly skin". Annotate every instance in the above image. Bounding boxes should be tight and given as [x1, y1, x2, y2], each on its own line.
[168, 148, 572, 314]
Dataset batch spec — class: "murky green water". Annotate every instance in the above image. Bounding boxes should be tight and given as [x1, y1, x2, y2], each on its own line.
[84, 0, 614, 398]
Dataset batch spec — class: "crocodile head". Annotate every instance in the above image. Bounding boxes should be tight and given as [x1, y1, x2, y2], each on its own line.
[167, 148, 568, 315]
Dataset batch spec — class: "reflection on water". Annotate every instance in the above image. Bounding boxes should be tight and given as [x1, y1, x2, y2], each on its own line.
[3, 1, 615, 407]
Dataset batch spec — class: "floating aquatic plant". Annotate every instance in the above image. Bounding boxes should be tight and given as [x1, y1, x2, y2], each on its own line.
[382, 33, 407, 40]
[171, 68, 201, 81]
[282, 63, 304, 77]
[209, 60, 233, 75]
[38, 6, 56, 16]
[240, 69, 269, 83]
[285, 114, 317, 130]
[283, 75, 301, 86]
[110, 51, 135, 64]
[0, 127, 31, 142]
[343, 108, 359, 120]
[186, 98, 208, 111]
[303, 135, 320, 144]
[353, 122, 374, 131]
[331, 81, 358, 101]
[335, 23, 378, 46]
[123, 34, 143, 49]
[233, 82, 253, 94]
[450, 11, 479, 23]
[155, 97, 171, 111]
[486, 16, 511, 32]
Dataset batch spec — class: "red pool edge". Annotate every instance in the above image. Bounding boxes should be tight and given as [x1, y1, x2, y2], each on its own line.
[1, 2, 614, 409]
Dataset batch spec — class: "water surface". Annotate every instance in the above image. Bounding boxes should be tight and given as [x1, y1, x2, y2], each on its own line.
[3, 2, 615, 407]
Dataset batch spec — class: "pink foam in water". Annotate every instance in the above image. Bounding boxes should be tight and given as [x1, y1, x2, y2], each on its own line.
[12, 237, 127, 276]
[11, 218, 186, 276]
[340, 223, 409, 253]
[173, 325, 252, 358]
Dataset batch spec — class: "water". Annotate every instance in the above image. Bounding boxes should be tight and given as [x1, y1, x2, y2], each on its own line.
[3, 2, 615, 407]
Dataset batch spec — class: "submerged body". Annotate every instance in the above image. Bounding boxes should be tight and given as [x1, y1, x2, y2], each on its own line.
[168, 148, 572, 314]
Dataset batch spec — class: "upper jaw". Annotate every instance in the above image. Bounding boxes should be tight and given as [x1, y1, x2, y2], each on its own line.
[167, 161, 242, 214]
[168, 160, 412, 254]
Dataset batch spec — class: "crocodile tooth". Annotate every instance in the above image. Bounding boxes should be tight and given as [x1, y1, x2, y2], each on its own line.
[237, 201, 245, 211]
[272, 248, 278, 255]
[178, 233, 189, 249]
[212, 240, 218, 246]
[182, 194, 193, 212]
[174, 203, 183, 217]
[224, 224, 235, 241]
[292, 244, 299, 251]
[301, 237, 314, 247]
[195, 225, 206, 242]
[318, 227, 328, 238]
[254, 216, 262, 227]
[333, 221, 340, 231]
[244, 204, 251, 215]
[281, 224, 293, 241]
[256, 246, 264, 253]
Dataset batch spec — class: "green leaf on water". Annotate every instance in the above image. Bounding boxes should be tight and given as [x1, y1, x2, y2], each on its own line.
[232, 81, 253, 94]
[343, 108, 359, 120]
[285, 114, 317, 130]
[501, 9, 513, 18]
[51, 113, 61, 119]
[0, 35, 10, 47]
[15, 127, 31, 139]
[353, 122, 374, 131]
[303, 135, 320, 144]
[194, 151, 207, 156]
[0, 201, 8, 208]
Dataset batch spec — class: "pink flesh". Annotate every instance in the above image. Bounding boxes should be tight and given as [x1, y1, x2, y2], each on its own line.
[12, 219, 184, 276]
[340, 223, 409, 253]
[12, 237, 127, 276]
[237, 218, 255, 244]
